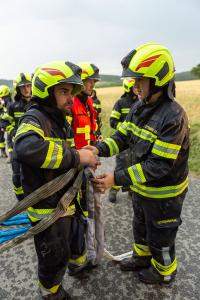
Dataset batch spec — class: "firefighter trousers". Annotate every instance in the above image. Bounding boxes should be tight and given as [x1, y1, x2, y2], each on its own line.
[131, 192, 185, 272]
[34, 215, 86, 290]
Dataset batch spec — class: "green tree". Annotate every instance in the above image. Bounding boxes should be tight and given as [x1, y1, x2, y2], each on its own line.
[191, 64, 200, 78]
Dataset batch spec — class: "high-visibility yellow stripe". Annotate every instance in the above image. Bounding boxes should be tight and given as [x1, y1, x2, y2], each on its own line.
[104, 137, 119, 156]
[130, 177, 188, 199]
[14, 185, 24, 195]
[53, 143, 63, 168]
[116, 122, 122, 130]
[68, 254, 87, 266]
[127, 122, 157, 143]
[28, 205, 76, 222]
[41, 141, 54, 168]
[15, 123, 45, 139]
[133, 243, 151, 256]
[110, 110, 121, 119]
[14, 112, 24, 118]
[152, 139, 181, 159]
[40, 141, 63, 169]
[121, 108, 130, 114]
[128, 163, 146, 184]
[0, 142, 5, 148]
[151, 257, 177, 276]
[118, 121, 128, 136]
[39, 282, 60, 294]
[112, 185, 121, 190]
[6, 124, 14, 134]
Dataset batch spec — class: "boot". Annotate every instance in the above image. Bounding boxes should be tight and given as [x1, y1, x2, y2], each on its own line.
[0, 148, 8, 158]
[120, 254, 151, 271]
[108, 188, 118, 203]
[139, 265, 177, 284]
[68, 260, 97, 276]
[41, 285, 73, 300]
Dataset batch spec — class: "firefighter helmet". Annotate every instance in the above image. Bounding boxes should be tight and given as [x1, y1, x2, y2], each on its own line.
[0, 85, 11, 98]
[32, 61, 84, 99]
[78, 62, 100, 81]
[15, 73, 32, 88]
[123, 79, 135, 93]
[121, 43, 175, 87]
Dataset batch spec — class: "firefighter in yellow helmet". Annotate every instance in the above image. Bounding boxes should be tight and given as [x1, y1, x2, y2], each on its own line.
[85, 43, 190, 284]
[71, 62, 100, 149]
[7, 73, 32, 200]
[68, 62, 104, 276]
[14, 61, 98, 299]
[108, 78, 138, 202]
[0, 85, 13, 158]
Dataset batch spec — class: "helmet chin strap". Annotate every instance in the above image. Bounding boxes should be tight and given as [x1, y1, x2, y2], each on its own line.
[143, 79, 162, 104]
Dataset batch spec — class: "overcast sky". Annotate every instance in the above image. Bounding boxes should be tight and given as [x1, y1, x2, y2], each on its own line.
[0, 0, 199, 79]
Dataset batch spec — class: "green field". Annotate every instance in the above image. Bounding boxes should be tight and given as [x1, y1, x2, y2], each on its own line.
[97, 80, 200, 176]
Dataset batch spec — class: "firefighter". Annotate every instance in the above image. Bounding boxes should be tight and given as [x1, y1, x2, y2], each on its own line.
[69, 62, 104, 276]
[86, 43, 190, 284]
[71, 62, 100, 149]
[108, 79, 138, 203]
[8, 73, 32, 200]
[0, 85, 13, 160]
[14, 60, 98, 299]
[91, 88, 103, 141]
[0, 97, 8, 158]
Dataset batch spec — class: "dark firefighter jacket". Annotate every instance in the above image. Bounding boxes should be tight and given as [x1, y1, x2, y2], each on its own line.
[0, 95, 13, 131]
[97, 95, 190, 199]
[110, 92, 138, 130]
[7, 95, 29, 139]
[14, 102, 80, 221]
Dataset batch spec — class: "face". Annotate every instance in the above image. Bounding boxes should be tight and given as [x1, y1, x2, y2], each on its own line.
[19, 84, 32, 100]
[83, 79, 96, 96]
[54, 83, 74, 115]
[134, 77, 150, 101]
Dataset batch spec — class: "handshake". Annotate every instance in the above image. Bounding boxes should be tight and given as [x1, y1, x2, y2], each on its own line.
[77, 145, 115, 192]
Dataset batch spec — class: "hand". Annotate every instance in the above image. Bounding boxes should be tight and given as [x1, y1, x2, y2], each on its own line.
[78, 149, 100, 168]
[92, 172, 115, 191]
[83, 145, 99, 155]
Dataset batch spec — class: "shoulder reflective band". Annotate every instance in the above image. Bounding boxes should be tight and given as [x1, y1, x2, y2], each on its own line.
[128, 163, 146, 184]
[130, 177, 188, 199]
[104, 137, 119, 156]
[121, 108, 130, 114]
[152, 139, 181, 159]
[110, 110, 121, 119]
[14, 112, 24, 118]
[15, 122, 45, 139]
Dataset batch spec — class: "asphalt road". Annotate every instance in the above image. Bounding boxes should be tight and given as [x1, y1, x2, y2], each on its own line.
[0, 157, 200, 300]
